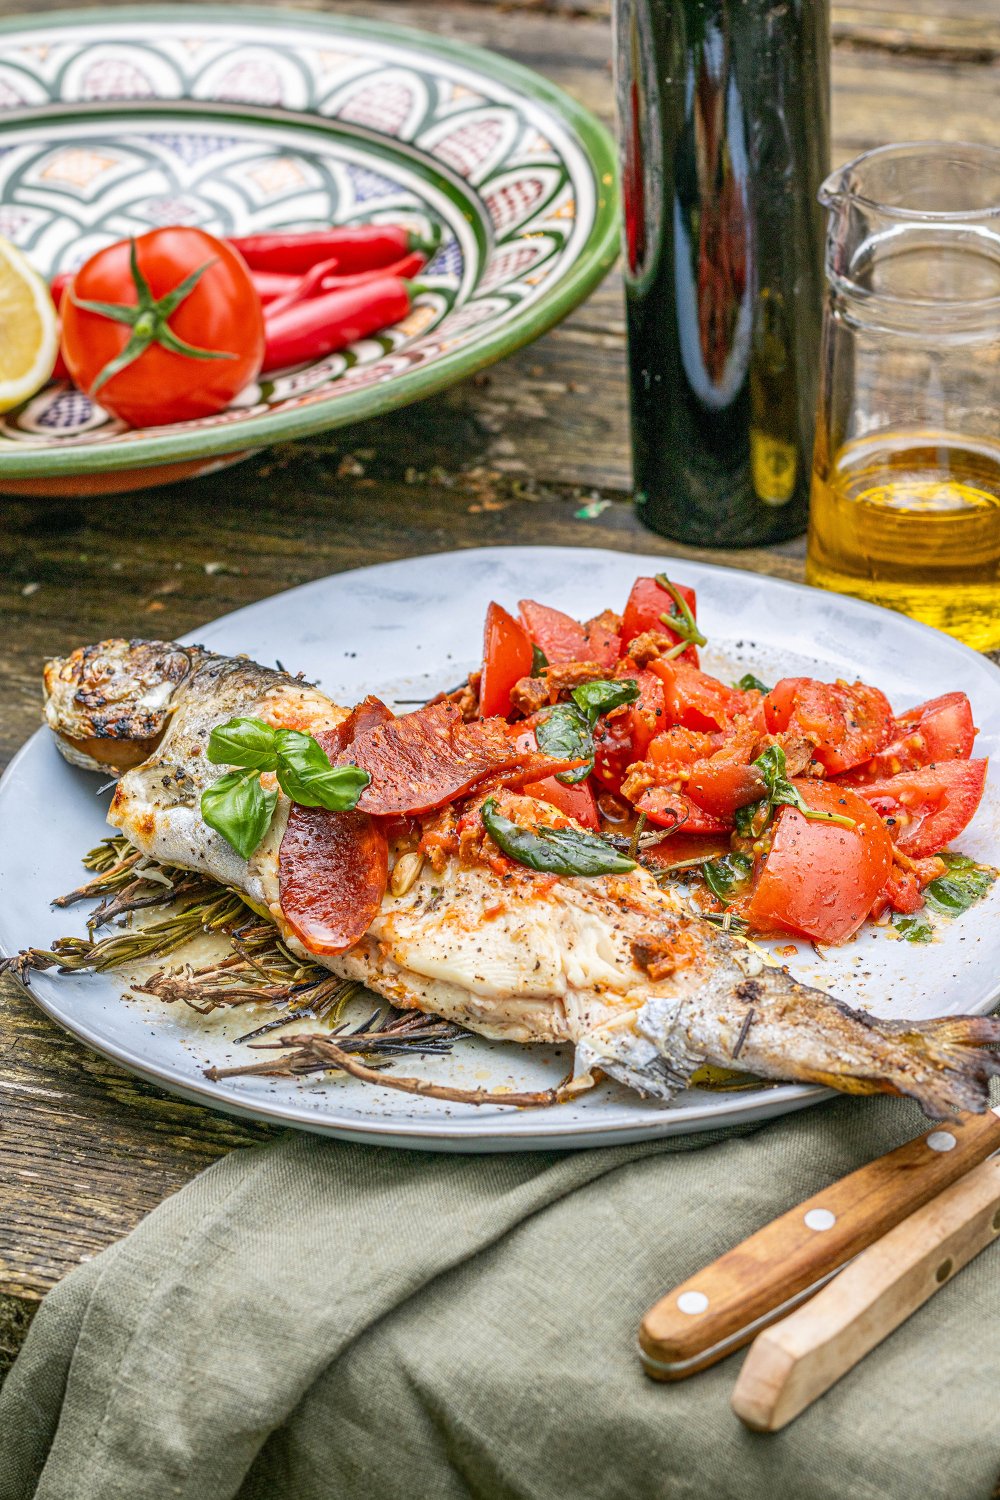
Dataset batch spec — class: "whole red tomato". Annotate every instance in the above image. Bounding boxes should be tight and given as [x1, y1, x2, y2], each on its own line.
[60, 228, 264, 427]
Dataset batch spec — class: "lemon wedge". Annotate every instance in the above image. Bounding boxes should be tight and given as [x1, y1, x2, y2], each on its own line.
[0, 237, 58, 412]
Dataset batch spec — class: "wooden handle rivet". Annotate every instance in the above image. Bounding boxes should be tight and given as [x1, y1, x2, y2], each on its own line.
[677, 1291, 709, 1315]
[992, 1208, 1000, 1231]
[803, 1208, 836, 1231]
[926, 1131, 957, 1152]
[935, 1258, 954, 1284]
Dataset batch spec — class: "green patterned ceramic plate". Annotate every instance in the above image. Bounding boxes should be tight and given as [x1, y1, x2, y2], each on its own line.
[0, 6, 618, 494]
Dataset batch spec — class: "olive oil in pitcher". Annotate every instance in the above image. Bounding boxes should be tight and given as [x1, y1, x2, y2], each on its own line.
[806, 143, 1000, 650]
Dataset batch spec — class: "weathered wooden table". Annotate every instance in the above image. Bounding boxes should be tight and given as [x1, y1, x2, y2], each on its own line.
[1, 0, 998, 1376]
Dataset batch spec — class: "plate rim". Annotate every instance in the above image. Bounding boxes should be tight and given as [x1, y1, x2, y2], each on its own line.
[0, 4, 620, 477]
[2, 544, 999, 1149]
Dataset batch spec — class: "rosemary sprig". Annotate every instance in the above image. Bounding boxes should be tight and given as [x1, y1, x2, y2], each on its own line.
[83, 834, 137, 875]
[0, 840, 477, 1070]
[205, 1022, 582, 1109]
[53, 836, 145, 905]
[5, 888, 251, 978]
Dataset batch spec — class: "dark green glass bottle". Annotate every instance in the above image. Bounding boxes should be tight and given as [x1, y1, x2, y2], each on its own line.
[613, 0, 830, 546]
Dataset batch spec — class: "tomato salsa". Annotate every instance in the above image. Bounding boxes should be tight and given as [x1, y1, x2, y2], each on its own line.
[464, 573, 990, 946]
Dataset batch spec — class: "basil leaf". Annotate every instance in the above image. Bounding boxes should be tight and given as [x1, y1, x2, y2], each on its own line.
[735, 800, 768, 838]
[482, 798, 636, 876]
[530, 644, 548, 677]
[770, 782, 807, 812]
[536, 703, 593, 785]
[201, 770, 277, 860]
[893, 914, 933, 943]
[750, 743, 855, 830]
[275, 738, 370, 811]
[924, 865, 995, 917]
[570, 677, 639, 724]
[702, 852, 753, 903]
[274, 728, 314, 757]
[940, 851, 978, 873]
[734, 673, 771, 694]
[206, 716, 280, 771]
[754, 743, 787, 794]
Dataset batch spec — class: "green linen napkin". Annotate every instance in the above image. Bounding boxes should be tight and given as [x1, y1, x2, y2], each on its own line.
[2, 1093, 998, 1500]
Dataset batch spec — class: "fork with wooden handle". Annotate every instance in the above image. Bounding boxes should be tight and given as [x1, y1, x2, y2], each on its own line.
[730, 1151, 1000, 1430]
[639, 1106, 1000, 1388]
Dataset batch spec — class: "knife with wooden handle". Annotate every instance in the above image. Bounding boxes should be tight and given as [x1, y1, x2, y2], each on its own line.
[731, 1153, 1000, 1431]
[638, 1105, 1000, 1380]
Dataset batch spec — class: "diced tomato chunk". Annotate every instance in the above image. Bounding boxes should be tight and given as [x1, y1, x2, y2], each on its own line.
[583, 611, 622, 668]
[745, 781, 892, 944]
[847, 760, 987, 857]
[647, 726, 719, 770]
[763, 677, 895, 775]
[479, 601, 534, 719]
[518, 599, 590, 665]
[843, 692, 977, 781]
[635, 786, 730, 834]
[512, 722, 599, 828]
[627, 668, 667, 759]
[593, 714, 636, 796]
[621, 576, 699, 665]
[650, 657, 735, 731]
[882, 866, 925, 916]
[687, 760, 767, 821]
[522, 775, 599, 829]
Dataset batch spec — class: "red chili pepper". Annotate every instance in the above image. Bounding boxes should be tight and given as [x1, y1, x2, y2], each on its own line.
[230, 224, 438, 275]
[314, 250, 427, 293]
[250, 269, 303, 303]
[261, 276, 417, 372]
[48, 274, 72, 381]
[263, 256, 341, 317]
[264, 251, 428, 318]
[51, 266, 295, 303]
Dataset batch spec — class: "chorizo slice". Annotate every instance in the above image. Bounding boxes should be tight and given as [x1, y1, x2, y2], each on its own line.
[279, 700, 393, 956]
[340, 701, 583, 816]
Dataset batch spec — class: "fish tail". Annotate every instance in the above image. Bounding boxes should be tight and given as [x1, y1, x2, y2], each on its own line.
[811, 1013, 1000, 1119]
[899, 1014, 1000, 1117]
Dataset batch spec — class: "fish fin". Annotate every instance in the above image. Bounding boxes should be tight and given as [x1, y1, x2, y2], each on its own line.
[812, 1014, 1000, 1119]
[894, 1015, 1000, 1118]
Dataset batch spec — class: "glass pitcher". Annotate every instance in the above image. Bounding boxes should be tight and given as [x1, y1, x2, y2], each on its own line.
[806, 141, 1000, 650]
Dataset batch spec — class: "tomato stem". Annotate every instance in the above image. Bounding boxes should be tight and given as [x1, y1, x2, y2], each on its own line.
[802, 807, 857, 829]
[655, 573, 708, 651]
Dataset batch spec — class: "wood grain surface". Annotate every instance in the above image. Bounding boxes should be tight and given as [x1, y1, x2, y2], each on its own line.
[1, 0, 998, 1376]
[730, 1156, 1000, 1431]
[640, 1110, 1000, 1380]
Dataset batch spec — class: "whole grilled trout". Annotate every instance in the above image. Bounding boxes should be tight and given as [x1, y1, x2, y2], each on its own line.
[41, 638, 1000, 1117]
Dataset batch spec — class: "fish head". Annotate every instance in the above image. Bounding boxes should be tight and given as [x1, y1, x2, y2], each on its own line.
[43, 638, 200, 774]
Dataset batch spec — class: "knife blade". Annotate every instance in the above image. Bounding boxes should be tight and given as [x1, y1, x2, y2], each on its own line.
[639, 1105, 1000, 1380]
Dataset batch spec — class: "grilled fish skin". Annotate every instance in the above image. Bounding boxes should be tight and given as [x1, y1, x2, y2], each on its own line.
[40, 638, 1000, 1118]
[44, 639, 203, 771]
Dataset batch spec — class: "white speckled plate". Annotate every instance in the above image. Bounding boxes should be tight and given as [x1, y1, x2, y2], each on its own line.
[2, 546, 999, 1150]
